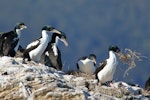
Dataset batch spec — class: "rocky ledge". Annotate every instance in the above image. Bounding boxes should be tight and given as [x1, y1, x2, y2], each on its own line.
[0, 56, 149, 100]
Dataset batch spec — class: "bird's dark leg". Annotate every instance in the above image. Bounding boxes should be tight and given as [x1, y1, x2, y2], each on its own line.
[22, 52, 26, 64]
[97, 80, 102, 86]
[109, 82, 114, 87]
[104, 81, 114, 87]
[98, 82, 102, 86]
[22, 57, 27, 64]
[22, 53, 31, 64]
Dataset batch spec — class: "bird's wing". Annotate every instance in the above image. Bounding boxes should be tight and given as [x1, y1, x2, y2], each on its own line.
[0, 31, 12, 38]
[94, 60, 107, 79]
[0, 31, 11, 45]
[0, 32, 5, 51]
[76, 63, 79, 69]
[0, 31, 14, 55]
[56, 48, 62, 70]
[76, 56, 87, 70]
[11, 38, 19, 49]
[26, 37, 41, 49]
[23, 37, 41, 58]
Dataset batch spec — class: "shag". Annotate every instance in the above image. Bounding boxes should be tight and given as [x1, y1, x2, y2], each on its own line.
[0, 22, 27, 57]
[95, 45, 120, 86]
[77, 54, 96, 74]
[41, 32, 68, 70]
[23, 25, 61, 63]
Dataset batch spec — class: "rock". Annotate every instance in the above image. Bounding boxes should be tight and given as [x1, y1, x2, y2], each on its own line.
[74, 77, 86, 86]
[0, 56, 148, 100]
[145, 77, 150, 90]
[113, 82, 142, 95]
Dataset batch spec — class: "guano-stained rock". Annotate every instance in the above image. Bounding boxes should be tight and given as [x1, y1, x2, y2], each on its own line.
[0, 56, 149, 100]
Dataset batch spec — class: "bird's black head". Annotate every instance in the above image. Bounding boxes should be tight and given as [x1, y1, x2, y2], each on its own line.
[59, 31, 67, 39]
[51, 31, 68, 46]
[89, 54, 96, 60]
[89, 54, 96, 65]
[42, 25, 55, 31]
[42, 25, 61, 34]
[109, 45, 120, 53]
[15, 22, 27, 30]
[59, 32, 68, 46]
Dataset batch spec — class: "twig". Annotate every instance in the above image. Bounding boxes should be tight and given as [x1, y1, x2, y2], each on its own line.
[19, 82, 32, 98]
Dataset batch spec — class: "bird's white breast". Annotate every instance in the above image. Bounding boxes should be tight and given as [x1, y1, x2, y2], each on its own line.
[98, 51, 118, 83]
[14, 30, 21, 52]
[29, 31, 49, 62]
[78, 58, 96, 75]
[52, 43, 58, 56]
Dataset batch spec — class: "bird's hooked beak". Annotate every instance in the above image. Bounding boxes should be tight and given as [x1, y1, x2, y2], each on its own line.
[22, 25, 27, 29]
[116, 50, 122, 57]
[19, 25, 27, 30]
[93, 59, 97, 65]
[60, 38, 68, 47]
[51, 29, 61, 34]
[116, 48, 121, 56]
[21, 25, 27, 30]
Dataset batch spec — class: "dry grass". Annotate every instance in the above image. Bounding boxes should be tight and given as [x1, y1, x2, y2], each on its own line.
[66, 71, 95, 79]
[117, 48, 143, 77]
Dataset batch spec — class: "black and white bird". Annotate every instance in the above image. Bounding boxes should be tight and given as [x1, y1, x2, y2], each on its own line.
[41, 32, 68, 70]
[0, 22, 27, 57]
[76, 54, 97, 75]
[23, 25, 61, 63]
[95, 45, 120, 86]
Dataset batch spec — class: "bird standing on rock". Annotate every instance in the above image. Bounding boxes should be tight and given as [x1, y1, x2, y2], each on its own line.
[23, 25, 61, 63]
[0, 22, 27, 57]
[76, 54, 97, 75]
[95, 45, 120, 86]
[41, 32, 68, 70]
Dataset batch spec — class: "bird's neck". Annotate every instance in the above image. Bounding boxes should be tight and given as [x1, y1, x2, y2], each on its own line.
[108, 51, 117, 61]
[15, 29, 22, 38]
[55, 36, 59, 45]
[42, 30, 49, 40]
[50, 34, 59, 45]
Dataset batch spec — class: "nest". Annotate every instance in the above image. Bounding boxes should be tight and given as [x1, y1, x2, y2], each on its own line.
[117, 48, 143, 77]
[66, 71, 95, 79]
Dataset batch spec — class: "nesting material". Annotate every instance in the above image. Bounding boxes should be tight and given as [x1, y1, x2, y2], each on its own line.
[117, 48, 143, 77]
[67, 71, 95, 79]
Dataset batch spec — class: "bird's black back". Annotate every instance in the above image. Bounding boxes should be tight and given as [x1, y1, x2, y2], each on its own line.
[0, 31, 18, 56]
[45, 44, 62, 70]
[95, 60, 107, 80]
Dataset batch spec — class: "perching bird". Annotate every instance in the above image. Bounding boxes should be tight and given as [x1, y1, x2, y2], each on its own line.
[23, 25, 61, 63]
[95, 45, 120, 86]
[145, 77, 150, 90]
[41, 32, 68, 70]
[0, 22, 27, 57]
[76, 54, 96, 75]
